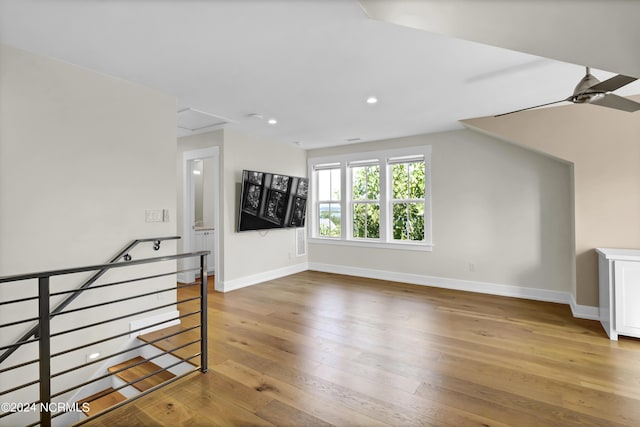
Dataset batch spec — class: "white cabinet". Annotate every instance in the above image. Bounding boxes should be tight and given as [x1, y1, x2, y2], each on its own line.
[194, 229, 215, 273]
[597, 248, 640, 340]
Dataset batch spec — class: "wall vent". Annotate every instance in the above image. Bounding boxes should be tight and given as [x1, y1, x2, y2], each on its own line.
[295, 228, 307, 257]
[177, 108, 229, 132]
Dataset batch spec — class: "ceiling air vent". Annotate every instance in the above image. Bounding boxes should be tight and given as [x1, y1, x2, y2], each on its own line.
[177, 108, 228, 132]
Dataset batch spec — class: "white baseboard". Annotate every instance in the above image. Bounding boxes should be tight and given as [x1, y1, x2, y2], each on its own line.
[308, 262, 598, 314]
[569, 293, 600, 320]
[177, 270, 214, 284]
[177, 272, 190, 284]
[220, 262, 309, 292]
[192, 260, 600, 320]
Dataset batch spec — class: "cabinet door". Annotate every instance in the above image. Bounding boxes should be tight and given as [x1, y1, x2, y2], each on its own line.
[615, 260, 640, 337]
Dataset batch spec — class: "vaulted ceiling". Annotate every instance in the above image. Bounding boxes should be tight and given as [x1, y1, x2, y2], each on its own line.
[1, 0, 638, 149]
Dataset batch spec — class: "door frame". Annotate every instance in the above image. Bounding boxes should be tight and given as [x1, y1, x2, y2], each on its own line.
[181, 146, 220, 284]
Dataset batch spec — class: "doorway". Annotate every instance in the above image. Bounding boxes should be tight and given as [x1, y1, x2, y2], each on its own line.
[182, 146, 220, 286]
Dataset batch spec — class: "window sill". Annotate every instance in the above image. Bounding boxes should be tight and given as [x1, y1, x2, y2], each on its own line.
[308, 237, 433, 252]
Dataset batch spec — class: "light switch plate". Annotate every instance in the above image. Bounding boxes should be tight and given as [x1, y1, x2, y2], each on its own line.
[145, 210, 163, 223]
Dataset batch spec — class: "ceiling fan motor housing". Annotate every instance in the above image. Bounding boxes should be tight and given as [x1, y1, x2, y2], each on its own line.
[572, 71, 604, 103]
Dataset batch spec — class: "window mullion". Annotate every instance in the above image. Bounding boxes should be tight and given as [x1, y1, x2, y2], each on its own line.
[312, 168, 319, 238]
[380, 160, 389, 242]
[343, 162, 350, 241]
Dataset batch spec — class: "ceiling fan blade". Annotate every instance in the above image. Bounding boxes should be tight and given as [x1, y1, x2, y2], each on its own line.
[587, 74, 637, 92]
[495, 98, 569, 117]
[590, 93, 640, 112]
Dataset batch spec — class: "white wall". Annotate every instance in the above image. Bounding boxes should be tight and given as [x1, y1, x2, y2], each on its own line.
[0, 44, 177, 425]
[463, 98, 640, 307]
[220, 129, 308, 291]
[307, 130, 574, 296]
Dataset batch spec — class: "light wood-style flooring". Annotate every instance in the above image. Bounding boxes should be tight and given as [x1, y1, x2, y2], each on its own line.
[83, 271, 640, 426]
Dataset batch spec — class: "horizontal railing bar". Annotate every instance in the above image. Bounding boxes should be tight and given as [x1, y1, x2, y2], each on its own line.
[51, 310, 200, 358]
[125, 236, 181, 244]
[70, 367, 200, 426]
[0, 316, 40, 329]
[48, 270, 179, 297]
[0, 336, 39, 351]
[54, 352, 202, 422]
[45, 267, 198, 299]
[0, 251, 209, 283]
[0, 294, 38, 307]
[0, 356, 39, 375]
[0, 378, 40, 397]
[0, 238, 186, 365]
[0, 310, 200, 374]
[51, 324, 201, 378]
[50, 297, 200, 338]
[51, 337, 202, 399]
[51, 285, 184, 318]
[177, 282, 201, 289]
[0, 279, 201, 353]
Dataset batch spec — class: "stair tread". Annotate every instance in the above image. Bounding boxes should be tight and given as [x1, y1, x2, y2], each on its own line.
[77, 387, 127, 417]
[138, 325, 201, 366]
[108, 356, 176, 392]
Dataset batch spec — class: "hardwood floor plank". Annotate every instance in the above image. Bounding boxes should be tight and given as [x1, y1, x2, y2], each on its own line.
[85, 271, 640, 426]
[255, 399, 334, 427]
[213, 359, 392, 427]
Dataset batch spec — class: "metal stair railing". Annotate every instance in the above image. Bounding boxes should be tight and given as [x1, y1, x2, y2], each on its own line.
[0, 248, 209, 427]
[0, 236, 180, 365]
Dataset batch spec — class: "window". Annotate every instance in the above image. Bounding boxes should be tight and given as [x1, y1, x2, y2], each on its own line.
[309, 146, 432, 251]
[390, 157, 425, 242]
[351, 162, 380, 239]
[316, 164, 341, 237]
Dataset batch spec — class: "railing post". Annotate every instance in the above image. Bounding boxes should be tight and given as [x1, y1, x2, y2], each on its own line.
[38, 276, 52, 427]
[199, 254, 208, 373]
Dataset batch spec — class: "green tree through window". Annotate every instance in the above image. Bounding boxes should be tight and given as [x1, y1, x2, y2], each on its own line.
[352, 165, 379, 239]
[391, 161, 425, 241]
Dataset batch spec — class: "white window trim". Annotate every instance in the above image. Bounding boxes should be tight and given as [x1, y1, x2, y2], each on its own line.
[308, 145, 432, 252]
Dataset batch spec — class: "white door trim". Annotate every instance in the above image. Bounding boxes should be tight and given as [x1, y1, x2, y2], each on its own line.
[182, 146, 220, 283]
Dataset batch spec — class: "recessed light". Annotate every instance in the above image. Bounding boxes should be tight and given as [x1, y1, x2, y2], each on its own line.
[268, 118, 278, 125]
[366, 96, 378, 104]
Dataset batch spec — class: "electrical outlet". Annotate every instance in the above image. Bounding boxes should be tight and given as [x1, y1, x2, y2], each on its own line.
[469, 263, 475, 272]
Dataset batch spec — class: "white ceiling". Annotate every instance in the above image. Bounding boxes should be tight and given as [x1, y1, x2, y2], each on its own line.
[1, 0, 638, 149]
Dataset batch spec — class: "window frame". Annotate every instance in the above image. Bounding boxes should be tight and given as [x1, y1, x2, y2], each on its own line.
[349, 161, 381, 241]
[315, 164, 342, 238]
[308, 146, 432, 251]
